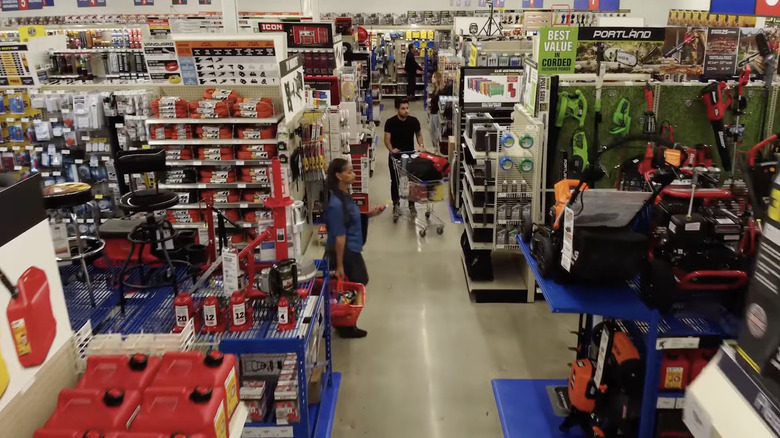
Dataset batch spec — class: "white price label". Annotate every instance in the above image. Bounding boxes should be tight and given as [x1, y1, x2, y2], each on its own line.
[236, 160, 244, 165]
[223, 249, 240, 294]
[657, 397, 677, 409]
[193, 161, 202, 165]
[61, 149, 70, 155]
[656, 337, 701, 350]
[197, 184, 206, 189]
[240, 203, 248, 208]
[238, 183, 247, 188]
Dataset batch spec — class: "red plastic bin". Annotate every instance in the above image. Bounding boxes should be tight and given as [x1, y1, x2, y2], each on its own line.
[330, 279, 365, 327]
[78, 354, 161, 391]
[151, 351, 239, 419]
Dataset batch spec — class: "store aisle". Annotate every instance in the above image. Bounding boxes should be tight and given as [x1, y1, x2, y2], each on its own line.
[331, 101, 577, 437]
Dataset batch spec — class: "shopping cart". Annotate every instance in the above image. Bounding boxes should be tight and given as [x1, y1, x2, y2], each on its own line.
[391, 154, 447, 237]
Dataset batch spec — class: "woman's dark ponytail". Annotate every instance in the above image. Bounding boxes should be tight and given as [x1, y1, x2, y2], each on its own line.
[326, 158, 350, 193]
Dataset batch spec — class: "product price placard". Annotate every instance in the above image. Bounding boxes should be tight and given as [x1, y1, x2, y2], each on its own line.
[142, 41, 182, 85]
[463, 67, 522, 106]
[280, 55, 305, 122]
[0, 44, 39, 87]
[703, 28, 740, 78]
[175, 40, 280, 86]
[1, 0, 43, 10]
[76, 0, 106, 7]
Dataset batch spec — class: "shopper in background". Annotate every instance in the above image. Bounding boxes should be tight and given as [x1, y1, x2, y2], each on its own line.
[429, 71, 452, 154]
[405, 43, 423, 100]
[325, 158, 385, 339]
[384, 97, 424, 217]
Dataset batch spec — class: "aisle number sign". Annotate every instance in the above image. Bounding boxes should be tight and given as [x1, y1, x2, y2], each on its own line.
[572, 0, 619, 11]
[76, 0, 106, 6]
[0, 0, 43, 10]
[711, 0, 780, 16]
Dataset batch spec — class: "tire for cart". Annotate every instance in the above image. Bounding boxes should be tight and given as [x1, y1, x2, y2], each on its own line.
[425, 212, 431, 219]
[521, 206, 533, 243]
[534, 233, 555, 279]
[419, 229, 427, 237]
[641, 258, 676, 311]
[393, 215, 399, 223]
[437, 226, 444, 235]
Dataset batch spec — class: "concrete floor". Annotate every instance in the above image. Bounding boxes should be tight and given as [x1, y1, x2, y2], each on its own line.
[330, 101, 578, 437]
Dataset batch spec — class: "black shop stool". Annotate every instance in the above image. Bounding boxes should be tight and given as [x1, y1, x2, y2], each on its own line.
[115, 149, 184, 310]
[43, 182, 114, 307]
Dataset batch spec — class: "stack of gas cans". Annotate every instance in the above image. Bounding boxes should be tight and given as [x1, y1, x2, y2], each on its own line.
[34, 351, 240, 438]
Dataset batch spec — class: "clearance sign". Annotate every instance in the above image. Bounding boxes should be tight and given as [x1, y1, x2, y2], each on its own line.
[711, 0, 780, 16]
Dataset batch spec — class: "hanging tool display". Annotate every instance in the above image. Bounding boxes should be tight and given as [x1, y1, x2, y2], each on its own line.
[663, 31, 696, 58]
[556, 90, 588, 180]
[610, 98, 631, 136]
[700, 80, 733, 171]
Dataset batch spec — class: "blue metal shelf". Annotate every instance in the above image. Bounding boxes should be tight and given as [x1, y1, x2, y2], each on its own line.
[493, 379, 584, 438]
[61, 265, 120, 331]
[518, 238, 653, 321]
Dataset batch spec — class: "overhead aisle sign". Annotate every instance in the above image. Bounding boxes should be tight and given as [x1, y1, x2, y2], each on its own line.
[0, 0, 43, 10]
[573, 0, 620, 11]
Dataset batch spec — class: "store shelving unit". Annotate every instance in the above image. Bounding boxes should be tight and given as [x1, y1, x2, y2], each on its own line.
[495, 240, 739, 438]
[459, 93, 541, 302]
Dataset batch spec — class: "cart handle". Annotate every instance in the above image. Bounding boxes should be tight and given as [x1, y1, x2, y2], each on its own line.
[749, 133, 779, 166]
[675, 269, 748, 291]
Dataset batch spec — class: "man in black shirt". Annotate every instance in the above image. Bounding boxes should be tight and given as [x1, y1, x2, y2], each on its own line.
[405, 43, 422, 100]
[384, 97, 424, 216]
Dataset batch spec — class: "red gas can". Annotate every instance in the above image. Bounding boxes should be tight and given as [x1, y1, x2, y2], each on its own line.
[2, 266, 57, 367]
[78, 354, 161, 391]
[33, 430, 88, 438]
[131, 386, 228, 438]
[151, 351, 239, 419]
[659, 352, 691, 390]
[173, 292, 195, 333]
[689, 349, 717, 382]
[106, 432, 207, 438]
[44, 388, 142, 431]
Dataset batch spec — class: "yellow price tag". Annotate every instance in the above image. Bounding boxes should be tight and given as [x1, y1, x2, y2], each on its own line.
[95, 194, 103, 200]
[769, 188, 780, 223]
[142, 144, 150, 149]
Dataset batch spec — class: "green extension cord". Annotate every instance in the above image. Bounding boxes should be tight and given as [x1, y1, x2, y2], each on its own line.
[610, 98, 631, 136]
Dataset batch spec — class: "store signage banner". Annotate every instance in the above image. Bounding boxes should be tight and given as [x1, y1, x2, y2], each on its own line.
[257, 22, 335, 49]
[538, 28, 578, 75]
[462, 67, 522, 105]
[77, 0, 106, 7]
[0, 44, 40, 86]
[710, 0, 756, 16]
[1, 0, 43, 10]
[522, 0, 543, 7]
[280, 55, 306, 122]
[538, 27, 671, 76]
[172, 0, 187, 4]
[134, 0, 154, 5]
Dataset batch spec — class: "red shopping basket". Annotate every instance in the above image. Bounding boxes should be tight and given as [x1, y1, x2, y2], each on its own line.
[330, 278, 365, 327]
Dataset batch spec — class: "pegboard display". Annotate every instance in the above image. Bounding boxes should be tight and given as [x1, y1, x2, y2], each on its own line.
[549, 81, 778, 190]
[493, 105, 543, 251]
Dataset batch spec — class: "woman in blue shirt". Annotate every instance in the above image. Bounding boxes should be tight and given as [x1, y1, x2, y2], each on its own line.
[325, 158, 385, 338]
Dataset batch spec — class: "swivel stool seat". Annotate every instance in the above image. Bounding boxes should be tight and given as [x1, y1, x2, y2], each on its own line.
[115, 149, 184, 310]
[43, 182, 114, 307]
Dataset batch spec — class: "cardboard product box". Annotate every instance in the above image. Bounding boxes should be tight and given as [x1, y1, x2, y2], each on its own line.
[308, 367, 324, 405]
[737, 170, 780, 403]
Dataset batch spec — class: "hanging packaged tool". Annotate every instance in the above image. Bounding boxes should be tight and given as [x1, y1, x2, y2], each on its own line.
[1, 266, 56, 368]
[610, 98, 631, 136]
[700, 81, 733, 171]
[555, 90, 587, 128]
[571, 129, 588, 179]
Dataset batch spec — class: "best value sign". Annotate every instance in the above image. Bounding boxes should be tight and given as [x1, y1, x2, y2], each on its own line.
[538, 28, 577, 75]
[1, 0, 43, 10]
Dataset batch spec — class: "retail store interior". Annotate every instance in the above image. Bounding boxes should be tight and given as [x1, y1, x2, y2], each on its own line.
[0, 1, 780, 438]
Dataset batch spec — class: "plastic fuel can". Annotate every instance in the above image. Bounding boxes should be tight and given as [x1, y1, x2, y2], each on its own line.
[151, 351, 239, 418]
[78, 354, 161, 391]
[130, 386, 228, 438]
[3, 266, 57, 367]
[43, 388, 142, 431]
